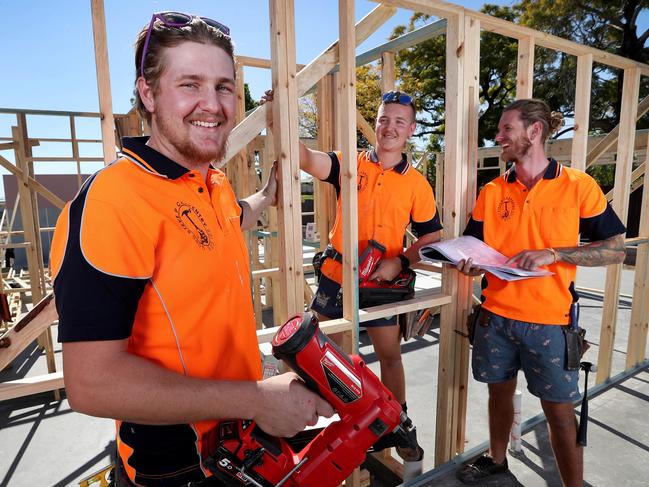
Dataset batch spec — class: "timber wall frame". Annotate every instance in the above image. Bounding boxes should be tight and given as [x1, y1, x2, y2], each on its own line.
[1, 0, 649, 480]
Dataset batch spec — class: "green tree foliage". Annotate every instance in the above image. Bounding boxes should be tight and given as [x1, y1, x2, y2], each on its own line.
[516, 0, 649, 133]
[244, 83, 258, 112]
[391, 6, 520, 151]
[356, 65, 382, 148]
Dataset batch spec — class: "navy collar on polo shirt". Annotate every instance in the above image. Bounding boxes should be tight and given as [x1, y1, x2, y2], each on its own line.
[368, 149, 409, 175]
[121, 136, 191, 180]
[505, 157, 560, 183]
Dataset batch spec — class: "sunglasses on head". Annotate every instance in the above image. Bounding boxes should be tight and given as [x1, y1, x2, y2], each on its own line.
[382, 91, 414, 105]
[140, 11, 230, 78]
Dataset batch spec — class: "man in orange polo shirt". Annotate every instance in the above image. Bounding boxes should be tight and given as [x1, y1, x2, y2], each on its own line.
[456, 99, 626, 486]
[51, 13, 332, 486]
[297, 91, 443, 460]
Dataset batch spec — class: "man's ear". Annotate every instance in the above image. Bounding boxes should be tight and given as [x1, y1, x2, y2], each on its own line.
[529, 121, 542, 142]
[408, 121, 417, 138]
[137, 77, 156, 115]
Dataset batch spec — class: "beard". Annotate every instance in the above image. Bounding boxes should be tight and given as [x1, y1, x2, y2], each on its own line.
[500, 134, 532, 163]
[153, 111, 229, 168]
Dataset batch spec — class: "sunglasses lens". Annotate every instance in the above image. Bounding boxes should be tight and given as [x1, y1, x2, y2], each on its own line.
[201, 18, 231, 36]
[159, 11, 192, 25]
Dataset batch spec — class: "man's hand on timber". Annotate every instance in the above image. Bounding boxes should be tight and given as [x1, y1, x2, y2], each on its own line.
[506, 249, 555, 270]
[260, 89, 274, 105]
[254, 372, 335, 437]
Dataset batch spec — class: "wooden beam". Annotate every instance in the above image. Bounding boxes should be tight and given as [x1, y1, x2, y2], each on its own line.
[338, 0, 359, 353]
[516, 37, 534, 99]
[359, 291, 452, 322]
[0, 154, 66, 209]
[224, 4, 396, 163]
[596, 67, 641, 384]
[90, 0, 117, 164]
[380, 51, 396, 92]
[571, 54, 593, 171]
[316, 74, 337, 251]
[356, 109, 376, 147]
[269, 0, 303, 319]
[586, 95, 649, 168]
[372, 0, 649, 74]
[0, 372, 64, 402]
[626, 130, 649, 368]
[435, 11, 476, 465]
[0, 294, 57, 371]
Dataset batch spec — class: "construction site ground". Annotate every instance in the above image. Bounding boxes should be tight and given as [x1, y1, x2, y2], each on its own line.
[1, 263, 648, 486]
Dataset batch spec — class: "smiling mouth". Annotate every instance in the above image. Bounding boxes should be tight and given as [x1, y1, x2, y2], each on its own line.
[191, 120, 221, 128]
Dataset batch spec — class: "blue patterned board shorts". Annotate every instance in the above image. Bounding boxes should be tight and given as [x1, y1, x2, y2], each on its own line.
[472, 309, 581, 403]
[310, 274, 396, 327]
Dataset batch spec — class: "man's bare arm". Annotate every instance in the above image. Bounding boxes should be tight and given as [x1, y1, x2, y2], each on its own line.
[507, 234, 626, 270]
[63, 340, 333, 437]
[557, 234, 626, 266]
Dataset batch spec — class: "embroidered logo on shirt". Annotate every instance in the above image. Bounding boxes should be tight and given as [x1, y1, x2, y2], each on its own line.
[358, 172, 368, 192]
[497, 197, 516, 221]
[175, 202, 214, 250]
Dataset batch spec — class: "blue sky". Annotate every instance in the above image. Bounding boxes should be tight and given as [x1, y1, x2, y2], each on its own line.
[0, 0, 646, 192]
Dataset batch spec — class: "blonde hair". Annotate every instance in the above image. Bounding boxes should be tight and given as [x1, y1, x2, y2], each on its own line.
[503, 99, 564, 142]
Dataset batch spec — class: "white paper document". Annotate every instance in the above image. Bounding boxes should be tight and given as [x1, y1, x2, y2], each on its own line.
[419, 236, 553, 281]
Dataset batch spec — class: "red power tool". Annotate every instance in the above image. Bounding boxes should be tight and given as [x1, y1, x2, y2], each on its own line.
[205, 312, 420, 487]
[356, 240, 416, 308]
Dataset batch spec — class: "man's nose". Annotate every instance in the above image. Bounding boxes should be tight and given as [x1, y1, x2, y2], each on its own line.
[199, 88, 222, 113]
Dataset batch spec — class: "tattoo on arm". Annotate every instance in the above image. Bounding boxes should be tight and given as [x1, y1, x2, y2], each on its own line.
[556, 234, 626, 267]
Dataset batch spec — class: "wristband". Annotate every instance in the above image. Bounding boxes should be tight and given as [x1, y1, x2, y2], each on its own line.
[397, 254, 411, 272]
[546, 247, 557, 264]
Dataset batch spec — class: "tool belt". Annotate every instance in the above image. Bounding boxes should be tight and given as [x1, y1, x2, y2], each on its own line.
[313, 245, 343, 281]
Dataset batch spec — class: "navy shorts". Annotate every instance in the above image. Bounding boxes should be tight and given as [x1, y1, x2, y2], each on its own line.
[310, 274, 396, 327]
[472, 309, 581, 403]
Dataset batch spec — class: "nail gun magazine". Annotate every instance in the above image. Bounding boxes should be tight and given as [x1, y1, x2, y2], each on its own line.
[419, 236, 553, 281]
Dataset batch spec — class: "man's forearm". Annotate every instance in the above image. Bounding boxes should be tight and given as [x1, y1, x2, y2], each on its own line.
[63, 342, 260, 425]
[556, 234, 626, 267]
[404, 231, 441, 265]
[239, 191, 273, 231]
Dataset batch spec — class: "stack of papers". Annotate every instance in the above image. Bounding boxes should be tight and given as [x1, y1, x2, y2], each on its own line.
[419, 236, 553, 282]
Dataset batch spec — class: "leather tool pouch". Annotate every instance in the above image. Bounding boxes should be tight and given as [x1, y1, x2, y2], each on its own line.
[563, 302, 589, 371]
[466, 303, 485, 345]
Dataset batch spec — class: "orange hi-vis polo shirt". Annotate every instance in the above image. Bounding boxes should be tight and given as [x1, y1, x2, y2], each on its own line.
[51, 137, 262, 485]
[464, 158, 626, 325]
[321, 150, 442, 284]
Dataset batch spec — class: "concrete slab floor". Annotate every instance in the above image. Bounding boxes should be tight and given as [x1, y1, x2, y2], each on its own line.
[1, 266, 648, 486]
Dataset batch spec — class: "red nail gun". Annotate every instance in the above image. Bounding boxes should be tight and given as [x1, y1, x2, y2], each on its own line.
[205, 312, 420, 486]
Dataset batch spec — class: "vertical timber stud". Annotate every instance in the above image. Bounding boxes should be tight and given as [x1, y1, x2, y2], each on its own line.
[516, 37, 534, 100]
[454, 14, 480, 455]
[627, 129, 649, 368]
[90, 0, 117, 165]
[380, 51, 396, 92]
[338, 0, 359, 354]
[596, 67, 640, 384]
[435, 10, 473, 465]
[316, 76, 337, 251]
[571, 54, 593, 171]
[269, 0, 304, 320]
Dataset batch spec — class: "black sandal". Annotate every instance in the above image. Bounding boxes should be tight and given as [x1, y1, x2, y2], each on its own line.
[456, 454, 509, 484]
